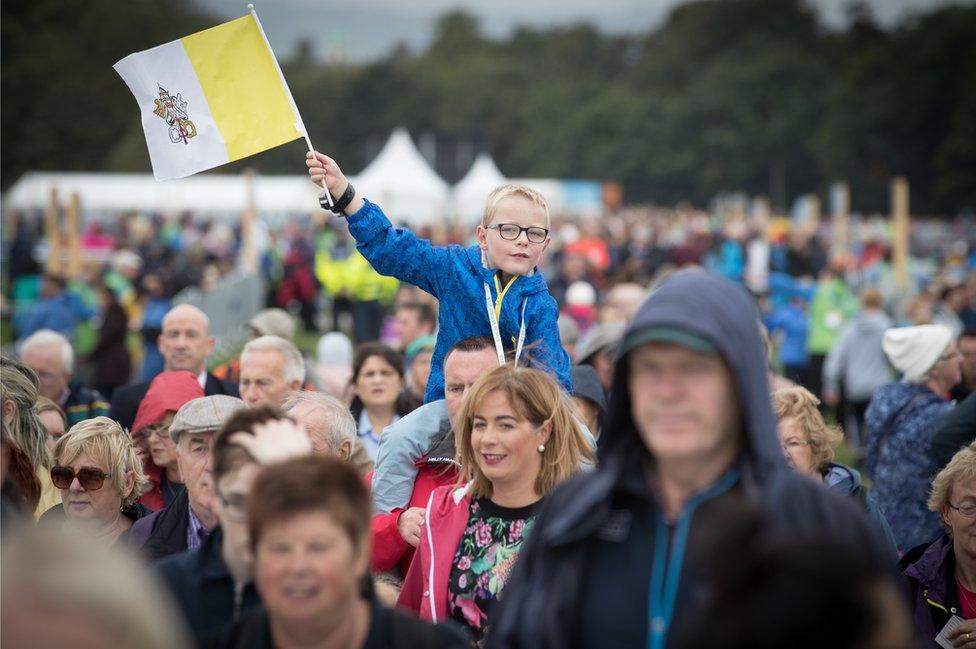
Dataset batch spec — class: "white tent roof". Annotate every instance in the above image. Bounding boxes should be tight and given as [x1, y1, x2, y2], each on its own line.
[454, 154, 508, 224]
[355, 128, 450, 225]
[2, 171, 324, 218]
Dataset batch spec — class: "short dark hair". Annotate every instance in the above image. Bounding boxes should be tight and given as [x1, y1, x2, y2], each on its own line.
[397, 301, 437, 328]
[960, 328, 976, 341]
[447, 336, 494, 358]
[247, 455, 370, 554]
[213, 405, 293, 483]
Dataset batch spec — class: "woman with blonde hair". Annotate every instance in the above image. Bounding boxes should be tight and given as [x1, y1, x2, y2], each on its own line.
[398, 365, 593, 642]
[1, 355, 58, 519]
[39, 416, 152, 547]
[773, 386, 896, 552]
[901, 442, 976, 646]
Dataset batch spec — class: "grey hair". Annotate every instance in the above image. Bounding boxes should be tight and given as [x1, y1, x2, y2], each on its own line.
[241, 335, 306, 384]
[0, 356, 51, 470]
[19, 329, 74, 373]
[281, 390, 356, 454]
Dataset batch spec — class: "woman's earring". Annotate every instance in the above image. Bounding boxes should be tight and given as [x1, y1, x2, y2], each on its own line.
[538, 444, 545, 453]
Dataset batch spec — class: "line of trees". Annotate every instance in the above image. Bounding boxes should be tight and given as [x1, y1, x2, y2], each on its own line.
[2, 0, 973, 213]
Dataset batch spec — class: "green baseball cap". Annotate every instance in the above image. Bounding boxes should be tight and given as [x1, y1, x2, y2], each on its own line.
[619, 326, 717, 358]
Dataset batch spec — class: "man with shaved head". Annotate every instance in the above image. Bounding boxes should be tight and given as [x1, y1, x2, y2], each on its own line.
[110, 304, 239, 431]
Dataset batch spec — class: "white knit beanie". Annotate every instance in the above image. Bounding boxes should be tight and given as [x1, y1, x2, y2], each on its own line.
[882, 324, 953, 383]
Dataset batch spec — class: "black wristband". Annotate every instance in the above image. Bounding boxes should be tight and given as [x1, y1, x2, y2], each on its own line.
[319, 183, 356, 215]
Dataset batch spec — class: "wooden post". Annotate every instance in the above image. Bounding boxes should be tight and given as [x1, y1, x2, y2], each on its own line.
[240, 169, 257, 274]
[833, 182, 849, 257]
[891, 177, 909, 293]
[804, 194, 821, 236]
[67, 192, 82, 279]
[45, 187, 61, 274]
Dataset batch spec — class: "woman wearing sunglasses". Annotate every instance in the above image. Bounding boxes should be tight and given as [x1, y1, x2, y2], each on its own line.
[39, 416, 152, 547]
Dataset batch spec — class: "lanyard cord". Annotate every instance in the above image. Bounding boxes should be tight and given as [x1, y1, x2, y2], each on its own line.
[484, 281, 527, 367]
[647, 469, 740, 649]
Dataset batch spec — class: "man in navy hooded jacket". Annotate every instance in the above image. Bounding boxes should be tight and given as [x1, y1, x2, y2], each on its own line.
[486, 270, 893, 649]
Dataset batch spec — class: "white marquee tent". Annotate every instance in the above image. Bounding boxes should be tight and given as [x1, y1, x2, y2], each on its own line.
[354, 128, 451, 225]
[453, 153, 508, 224]
[2, 171, 324, 218]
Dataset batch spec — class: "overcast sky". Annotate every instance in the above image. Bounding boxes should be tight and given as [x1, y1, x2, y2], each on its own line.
[194, 0, 974, 62]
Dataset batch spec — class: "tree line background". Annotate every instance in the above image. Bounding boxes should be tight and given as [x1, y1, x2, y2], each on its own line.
[2, 0, 974, 214]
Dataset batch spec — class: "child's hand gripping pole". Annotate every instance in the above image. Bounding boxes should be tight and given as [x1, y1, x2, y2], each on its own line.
[306, 150, 363, 215]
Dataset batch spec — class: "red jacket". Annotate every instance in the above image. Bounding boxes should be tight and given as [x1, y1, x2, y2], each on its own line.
[397, 483, 472, 622]
[370, 460, 459, 575]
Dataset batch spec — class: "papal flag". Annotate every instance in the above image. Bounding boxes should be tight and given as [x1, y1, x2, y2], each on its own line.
[114, 7, 307, 181]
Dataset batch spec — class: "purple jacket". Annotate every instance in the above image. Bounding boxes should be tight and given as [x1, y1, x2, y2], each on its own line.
[900, 533, 964, 646]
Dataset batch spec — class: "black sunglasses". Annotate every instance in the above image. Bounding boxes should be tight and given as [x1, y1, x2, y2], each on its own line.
[50, 466, 112, 491]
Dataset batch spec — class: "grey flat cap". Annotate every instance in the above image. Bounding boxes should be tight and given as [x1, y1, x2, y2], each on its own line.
[170, 395, 246, 443]
[574, 323, 626, 365]
[249, 308, 296, 341]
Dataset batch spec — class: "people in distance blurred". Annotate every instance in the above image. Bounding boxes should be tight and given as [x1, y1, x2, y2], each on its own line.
[87, 283, 131, 400]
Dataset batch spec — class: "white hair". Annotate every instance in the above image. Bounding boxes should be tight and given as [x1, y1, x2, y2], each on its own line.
[19, 329, 73, 373]
[241, 335, 305, 384]
[282, 390, 356, 454]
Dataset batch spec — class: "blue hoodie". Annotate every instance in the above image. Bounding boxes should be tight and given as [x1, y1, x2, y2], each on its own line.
[865, 381, 954, 552]
[487, 270, 891, 649]
[346, 199, 571, 402]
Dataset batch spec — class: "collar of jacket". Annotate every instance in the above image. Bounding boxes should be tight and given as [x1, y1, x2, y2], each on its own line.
[467, 246, 549, 297]
[535, 444, 764, 549]
[195, 526, 236, 581]
[902, 533, 956, 611]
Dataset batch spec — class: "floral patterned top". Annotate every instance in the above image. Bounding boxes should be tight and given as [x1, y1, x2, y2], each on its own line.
[448, 497, 541, 641]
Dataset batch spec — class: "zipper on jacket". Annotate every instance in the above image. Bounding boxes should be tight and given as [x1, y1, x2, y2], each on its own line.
[493, 273, 518, 319]
[233, 582, 244, 621]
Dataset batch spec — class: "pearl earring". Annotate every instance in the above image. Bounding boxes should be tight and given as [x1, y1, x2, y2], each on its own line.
[538, 444, 546, 453]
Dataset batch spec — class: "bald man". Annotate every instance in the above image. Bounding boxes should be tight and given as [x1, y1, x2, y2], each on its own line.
[109, 304, 239, 431]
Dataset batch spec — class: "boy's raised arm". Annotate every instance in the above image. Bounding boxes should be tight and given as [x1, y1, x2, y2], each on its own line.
[306, 150, 452, 296]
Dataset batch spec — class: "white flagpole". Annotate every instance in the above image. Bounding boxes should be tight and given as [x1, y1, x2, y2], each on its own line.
[248, 3, 333, 207]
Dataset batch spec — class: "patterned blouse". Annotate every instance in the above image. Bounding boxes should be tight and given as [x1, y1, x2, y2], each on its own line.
[448, 497, 541, 641]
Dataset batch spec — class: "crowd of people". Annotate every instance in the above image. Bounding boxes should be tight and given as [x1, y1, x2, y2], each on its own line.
[0, 149, 974, 648]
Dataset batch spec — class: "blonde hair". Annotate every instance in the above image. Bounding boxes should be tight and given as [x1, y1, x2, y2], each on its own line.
[772, 386, 843, 473]
[455, 365, 594, 499]
[53, 416, 150, 508]
[929, 442, 976, 518]
[1, 355, 50, 470]
[481, 184, 551, 230]
[35, 395, 66, 425]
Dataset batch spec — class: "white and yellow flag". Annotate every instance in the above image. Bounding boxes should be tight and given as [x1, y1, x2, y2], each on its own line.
[114, 9, 306, 181]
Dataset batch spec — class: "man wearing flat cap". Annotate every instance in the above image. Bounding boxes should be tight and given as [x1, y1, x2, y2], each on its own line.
[127, 395, 246, 562]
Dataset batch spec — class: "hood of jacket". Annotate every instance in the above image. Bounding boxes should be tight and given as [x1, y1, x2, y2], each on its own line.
[853, 310, 893, 336]
[822, 462, 862, 495]
[601, 269, 785, 487]
[132, 371, 205, 435]
[864, 381, 942, 433]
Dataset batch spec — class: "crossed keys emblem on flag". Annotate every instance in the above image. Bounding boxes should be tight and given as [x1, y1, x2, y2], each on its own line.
[153, 85, 198, 144]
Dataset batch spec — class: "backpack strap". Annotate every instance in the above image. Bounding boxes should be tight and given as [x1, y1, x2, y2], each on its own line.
[866, 392, 928, 477]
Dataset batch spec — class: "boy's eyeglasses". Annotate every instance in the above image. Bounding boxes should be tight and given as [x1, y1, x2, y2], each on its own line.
[487, 223, 549, 244]
[51, 466, 112, 491]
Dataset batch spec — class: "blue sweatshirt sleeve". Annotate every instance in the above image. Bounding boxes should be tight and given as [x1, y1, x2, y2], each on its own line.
[344, 198, 450, 296]
[371, 400, 450, 513]
[528, 294, 573, 394]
